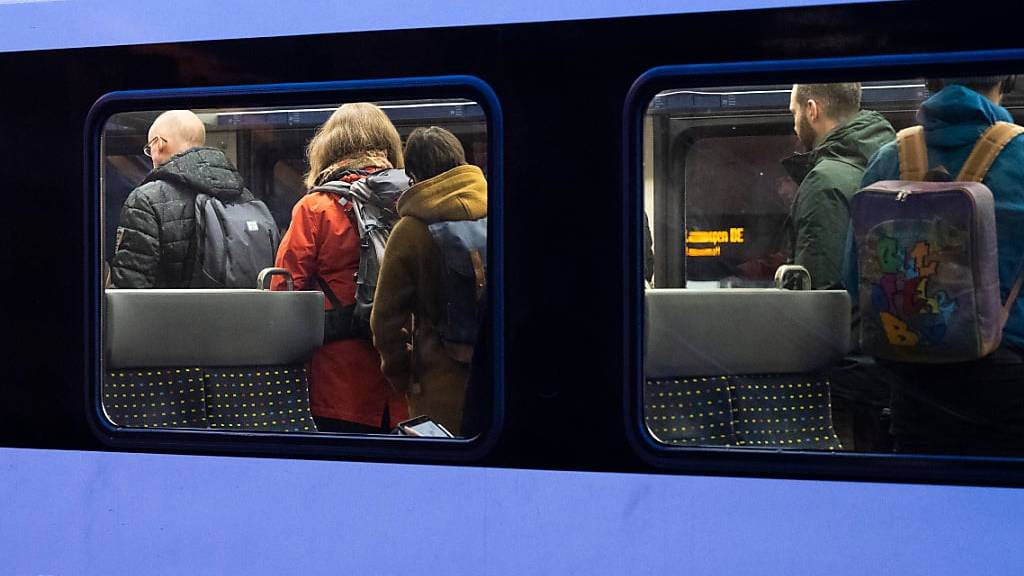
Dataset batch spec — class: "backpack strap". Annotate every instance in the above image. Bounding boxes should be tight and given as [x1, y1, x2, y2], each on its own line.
[962, 122, 1024, 327]
[958, 121, 1024, 182]
[1002, 273, 1024, 329]
[470, 250, 486, 302]
[315, 276, 346, 311]
[897, 126, 929, 181]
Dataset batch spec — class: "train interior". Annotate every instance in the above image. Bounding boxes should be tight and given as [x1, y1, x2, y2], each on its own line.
[642, 79, 1024, 453]
[100, 99, 488, 437]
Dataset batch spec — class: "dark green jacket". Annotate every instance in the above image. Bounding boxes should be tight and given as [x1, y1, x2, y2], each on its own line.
[782, 110, 895, 289]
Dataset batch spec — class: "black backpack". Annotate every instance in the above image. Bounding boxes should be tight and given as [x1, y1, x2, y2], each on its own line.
[427, 217, 488, 363]
[312, 169, 410, 341]
[190, 193, 281, 288]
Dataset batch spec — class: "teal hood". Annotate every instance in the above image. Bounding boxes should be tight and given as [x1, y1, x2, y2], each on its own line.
[918, 84, 1015, 151]
[855, 84, 1024, 347]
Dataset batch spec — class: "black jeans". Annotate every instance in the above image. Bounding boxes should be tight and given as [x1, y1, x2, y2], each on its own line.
[883, 345, 1024, 456]
[313, 404, 393, 434]
[827, 355, 897, 452]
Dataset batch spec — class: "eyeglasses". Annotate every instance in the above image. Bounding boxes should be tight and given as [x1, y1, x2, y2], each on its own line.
[143, 135, 166, 158]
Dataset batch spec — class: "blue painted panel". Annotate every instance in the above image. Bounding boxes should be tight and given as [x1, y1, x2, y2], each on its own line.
[1, 447, 1021, 574]
[0, 0, 893, 53]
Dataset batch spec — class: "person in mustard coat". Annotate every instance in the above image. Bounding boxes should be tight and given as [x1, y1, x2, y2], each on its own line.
[371, 126, 488, 436]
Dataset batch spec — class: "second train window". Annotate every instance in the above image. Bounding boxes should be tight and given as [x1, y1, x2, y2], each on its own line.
[643, 75, 1024, 457]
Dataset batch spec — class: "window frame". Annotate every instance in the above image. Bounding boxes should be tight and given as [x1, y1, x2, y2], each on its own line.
[85, 75, 505, 462]
[624, 49, 1024, 485]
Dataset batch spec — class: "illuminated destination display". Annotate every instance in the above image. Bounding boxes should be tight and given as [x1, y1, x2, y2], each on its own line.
[685, 227, 745, 257]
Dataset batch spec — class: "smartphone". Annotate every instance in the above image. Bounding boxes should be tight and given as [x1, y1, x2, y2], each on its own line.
[396, 415, 454, 438]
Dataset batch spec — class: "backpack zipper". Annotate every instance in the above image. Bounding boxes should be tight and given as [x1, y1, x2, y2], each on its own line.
[896, 189, 911, 202]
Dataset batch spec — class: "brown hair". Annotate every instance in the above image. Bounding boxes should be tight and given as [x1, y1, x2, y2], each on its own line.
[305, 102, 404, 188]
[793, 83, 862, 123]
[404, 126, 467, 183]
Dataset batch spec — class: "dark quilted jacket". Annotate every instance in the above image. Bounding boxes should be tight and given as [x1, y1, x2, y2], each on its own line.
[110, 147, 252, 288]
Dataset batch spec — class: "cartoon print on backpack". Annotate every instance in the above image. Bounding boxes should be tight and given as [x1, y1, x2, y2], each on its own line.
[861, 220, 964, 349]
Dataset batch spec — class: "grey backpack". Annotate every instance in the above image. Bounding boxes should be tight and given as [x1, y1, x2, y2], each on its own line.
[427, 217, 488, 363]
[190, 193, 281, 288]
[312, 169, 409, 341]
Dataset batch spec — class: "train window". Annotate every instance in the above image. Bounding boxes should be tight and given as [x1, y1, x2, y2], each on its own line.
[637, 70, 1024, 461]
[94, 88, 499, 451]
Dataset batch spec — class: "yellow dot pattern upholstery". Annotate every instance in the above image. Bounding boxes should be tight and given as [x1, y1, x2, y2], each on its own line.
[731, 374, 840, 450]
[205, 367, 315, 432]
[644, 374, 841, 450]
[643, 376, 735, 445]
[103, 365, 316, 432]
[103, 368, 208, 428]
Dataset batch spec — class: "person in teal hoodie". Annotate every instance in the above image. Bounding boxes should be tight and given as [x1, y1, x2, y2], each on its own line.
[850, 76, 1024, 455]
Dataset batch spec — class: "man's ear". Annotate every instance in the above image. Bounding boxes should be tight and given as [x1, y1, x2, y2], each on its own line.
[805, 99, 820, 123]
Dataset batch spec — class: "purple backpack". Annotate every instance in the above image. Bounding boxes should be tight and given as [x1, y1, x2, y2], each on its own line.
[852, 121, 1024, 362]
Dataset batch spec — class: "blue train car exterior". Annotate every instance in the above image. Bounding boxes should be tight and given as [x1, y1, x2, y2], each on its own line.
[2, 1, 1023, 573]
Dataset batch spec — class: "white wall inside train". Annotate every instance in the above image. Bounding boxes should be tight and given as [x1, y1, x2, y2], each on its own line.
[643, 114, 655, 258]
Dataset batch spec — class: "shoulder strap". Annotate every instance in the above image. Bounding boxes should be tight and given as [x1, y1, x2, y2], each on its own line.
[186, 193, 211, 287]
[964, 122, 1024, 325]
[957, 121, 1024, 182]
[1002, 275, 1024, 329]
[896, 126, 928, 181]
[470, 250, 486, 303]
[314, 276, 346, 311]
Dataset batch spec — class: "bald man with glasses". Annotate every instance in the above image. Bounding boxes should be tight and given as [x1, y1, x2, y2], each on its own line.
[109, 110, 257, 288]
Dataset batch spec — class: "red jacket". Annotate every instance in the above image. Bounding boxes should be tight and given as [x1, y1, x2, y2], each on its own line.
[273, 172, 408, 428]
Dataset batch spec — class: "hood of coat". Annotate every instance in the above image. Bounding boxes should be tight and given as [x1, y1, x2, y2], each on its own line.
[317, 154, 394, 186]
[144, 146, 247, 201]
[397, 164, 488, 223]
[918, 84, 1016, 150]
[782, 109, 895, 184]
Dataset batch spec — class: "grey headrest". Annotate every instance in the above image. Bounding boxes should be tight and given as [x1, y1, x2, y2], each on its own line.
[106, 289, 324, 368]
[645, 289, 850, 378]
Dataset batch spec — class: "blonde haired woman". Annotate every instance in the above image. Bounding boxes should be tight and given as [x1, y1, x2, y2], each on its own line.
[274, 103, 409, 433]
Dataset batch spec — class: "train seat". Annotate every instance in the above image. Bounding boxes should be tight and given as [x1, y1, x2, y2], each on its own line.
[103, 288, 323, 432]
[203, 366, 316, 432]
[103, 367, 210, 429]
[644, 289, 850, 449]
